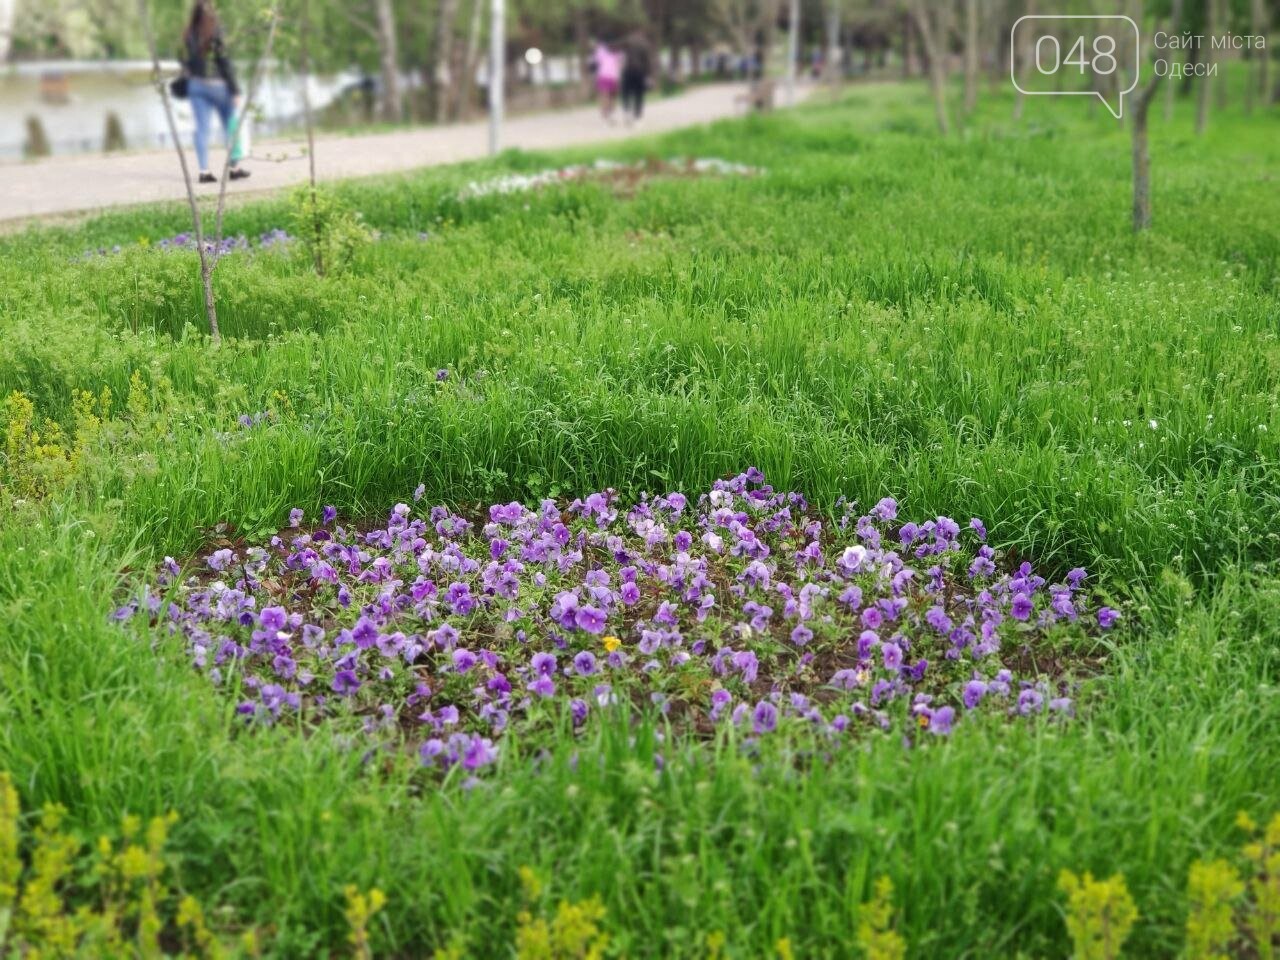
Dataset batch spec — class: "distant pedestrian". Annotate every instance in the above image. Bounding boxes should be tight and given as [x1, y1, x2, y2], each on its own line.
[181, 1, 249, 184]
[620, 31, 653, 125]
[592, 40, 623, 124]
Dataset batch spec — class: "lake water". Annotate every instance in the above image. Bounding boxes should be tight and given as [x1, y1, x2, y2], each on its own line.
[1, 54, 599, 161]
[0, 61, 360, 160]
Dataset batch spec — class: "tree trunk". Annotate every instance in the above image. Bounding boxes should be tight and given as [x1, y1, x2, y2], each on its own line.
[1213, 0, 1227, 111]
[212, 9, 277, 246]
[433, 0, 459, 122]
[760, 0, 779, 78]
[1132, 86, 1153, 230]
[902, 12, 912, 78]
[488, 0, 503, 154]
[1250, 0, 1268, 107]
[1213, 14, 1228, 110]
[652, 9, 672, 85]
[0, 0, 14, 62]
[963, 0, 979, 114]
[1195, 0, 1217, 134]
[452, 0, 483, 119]
[937, 2, 955, 70]
[1133, 0, 1184, 231]
[909, 1, 950, 134]
[785, 0, 799, 102]
[1012, 0, 1037, 120]
[575, 3, 592, 96]
[1194, 66, 1210, 134]
[375, 0, 401, 122]
[300, 0, 323, 276]
[824, 0, 840, 83]
[987, 7, 1004, 92]
[137, 0, 219, 341]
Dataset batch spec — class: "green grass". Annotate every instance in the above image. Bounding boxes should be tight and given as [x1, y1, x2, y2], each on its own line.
[1, 80, 1278, 957]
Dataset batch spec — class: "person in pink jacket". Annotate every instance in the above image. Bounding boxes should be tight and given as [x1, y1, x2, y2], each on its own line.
[592, 41, 623, 124]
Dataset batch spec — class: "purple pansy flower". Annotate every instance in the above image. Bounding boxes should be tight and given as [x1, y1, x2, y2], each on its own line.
[573, 651, 599, 676]
[752, 700, 778, 735]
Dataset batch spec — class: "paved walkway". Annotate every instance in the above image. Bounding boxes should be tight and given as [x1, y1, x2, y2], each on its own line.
[1, 83, 811, 223]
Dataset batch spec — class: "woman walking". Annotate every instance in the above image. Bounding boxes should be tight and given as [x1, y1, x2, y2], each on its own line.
[592, 40, 623, 124]
[620, 31, 653, 125]
[182, 1, 249, 183]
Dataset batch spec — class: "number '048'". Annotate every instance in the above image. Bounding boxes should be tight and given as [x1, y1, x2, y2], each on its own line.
[1035, 34, 1118, 75]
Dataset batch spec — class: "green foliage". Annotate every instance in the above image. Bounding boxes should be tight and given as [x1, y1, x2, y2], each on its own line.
[0, 770, 400, 957]
[0, 83, 1277, 957]
[1185, 859, 1243, 960]
[288, 185, 373, 277]
[1058, 870, 1139, 960]
[514, 867, 608, 960]
[0, 379, 155, 504]
[2, 391, 77, 501]
[0, 773, 17, 914]
[343, 885, 387, 960]
[856, 876, 906, 960]
[1238, 812, 1280, 960]
[0, 770, 247, 958]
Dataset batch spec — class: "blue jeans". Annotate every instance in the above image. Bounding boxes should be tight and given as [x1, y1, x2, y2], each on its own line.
[189, 76, 233, 171]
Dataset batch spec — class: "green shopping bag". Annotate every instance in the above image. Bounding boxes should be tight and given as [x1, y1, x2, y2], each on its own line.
[228, 110, 250, 164]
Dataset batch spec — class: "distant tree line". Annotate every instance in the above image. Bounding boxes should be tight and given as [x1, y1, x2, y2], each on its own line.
[7, 1, 1274, 118]
[9, 0, 1272, 256]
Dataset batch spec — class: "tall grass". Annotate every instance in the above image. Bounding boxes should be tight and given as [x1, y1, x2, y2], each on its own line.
[0, 80, 1277, 956]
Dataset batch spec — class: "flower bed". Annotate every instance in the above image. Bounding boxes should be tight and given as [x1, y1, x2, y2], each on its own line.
[116, 470, 1115, 777]
[78, 228, 294, 261]
[78, 157, 755, 263]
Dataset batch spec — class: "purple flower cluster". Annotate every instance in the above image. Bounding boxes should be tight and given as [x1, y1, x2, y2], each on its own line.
[79, 229, 294, 262]
[154, 229, 296, 255]
[117, 471, 1116, 774]
[257, 228, 292, 249]
[156, 232, 249, 255]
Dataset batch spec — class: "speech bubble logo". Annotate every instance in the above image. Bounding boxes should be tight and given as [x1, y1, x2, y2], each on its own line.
[1010, 15, 1140, 119]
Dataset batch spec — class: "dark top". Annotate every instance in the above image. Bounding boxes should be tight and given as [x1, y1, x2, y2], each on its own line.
[622, 36, 652, 77]
[183, 30, 238, 95]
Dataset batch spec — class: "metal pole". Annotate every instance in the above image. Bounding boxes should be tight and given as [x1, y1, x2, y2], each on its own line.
[488, 0, 504, 154]
[786, 0, 800, 104]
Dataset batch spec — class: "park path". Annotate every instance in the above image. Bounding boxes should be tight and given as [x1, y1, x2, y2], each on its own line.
[0, 82, 809, 223]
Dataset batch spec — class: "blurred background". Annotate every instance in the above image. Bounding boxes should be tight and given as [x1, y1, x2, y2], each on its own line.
[0, 0, 1274, 160]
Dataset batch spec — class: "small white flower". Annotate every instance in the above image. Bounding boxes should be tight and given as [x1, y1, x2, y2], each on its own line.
[840, 545, 868, 572]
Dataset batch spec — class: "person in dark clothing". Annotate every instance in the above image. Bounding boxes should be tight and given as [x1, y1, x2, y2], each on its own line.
[620, 31, 652, 124]
[182, 1, 248, 183]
